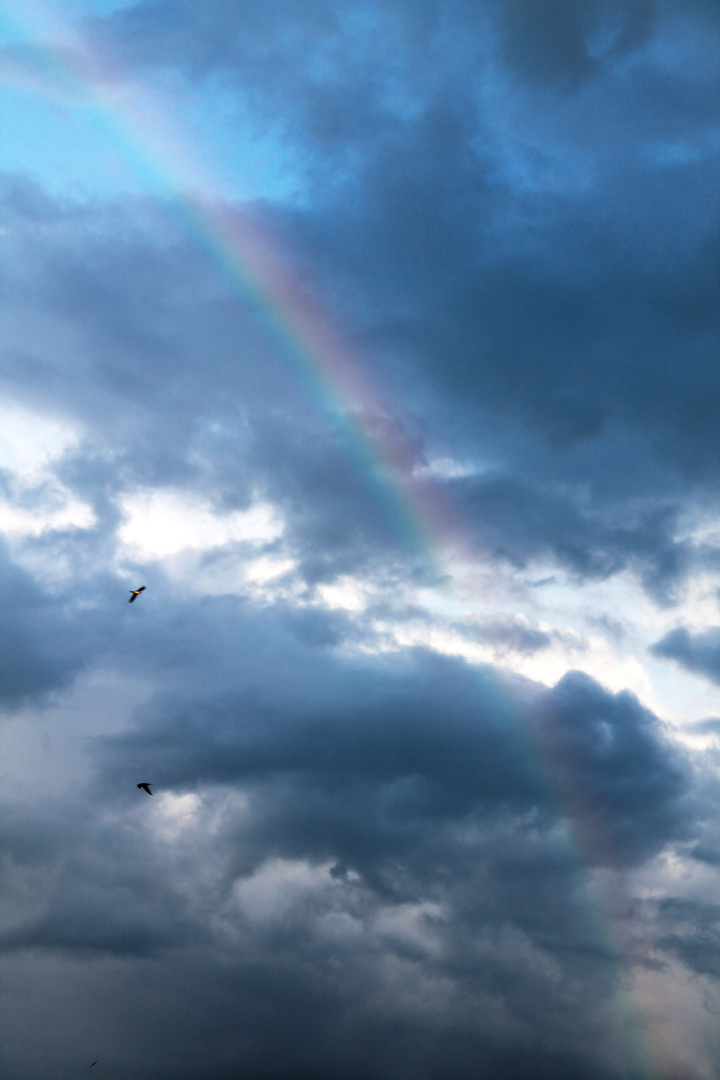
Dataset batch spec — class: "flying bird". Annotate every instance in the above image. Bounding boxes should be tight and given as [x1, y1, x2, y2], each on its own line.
[137, 783, 153, 795]
[128, 586, 146, 603]
[90, 1063, 98, 1068]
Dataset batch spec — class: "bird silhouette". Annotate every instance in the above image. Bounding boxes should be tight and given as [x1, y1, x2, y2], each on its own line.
[137, 783, 153, 795]
[90, 1063, 98, 1068]
[128, 586, 146, 603]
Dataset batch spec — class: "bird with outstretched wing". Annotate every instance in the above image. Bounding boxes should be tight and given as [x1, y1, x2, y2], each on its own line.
[128, 586, 146, 603]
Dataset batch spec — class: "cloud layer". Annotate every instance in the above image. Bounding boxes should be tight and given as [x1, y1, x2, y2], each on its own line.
[1, 2, 719, 1078]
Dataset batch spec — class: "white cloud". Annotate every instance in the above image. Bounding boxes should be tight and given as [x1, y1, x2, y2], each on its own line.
[316, 577, 368, 612]
[233, 858, 339, 925]
[0, 400, 81, 478]
[0, 401, 95, 540]
[0, 494, 94, 537]
[150, 791, 203, 842]
[117, 488, 284, 558]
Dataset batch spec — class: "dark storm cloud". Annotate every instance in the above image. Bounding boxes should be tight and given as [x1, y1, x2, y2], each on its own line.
[650, 626, 720, 685]
[0, 630, 698, 1079]
[537, 671, 690, 866]
[1, 175, 284, 416]
[652, 898, 720, 981]
[0, 805, 205, 958]
[3, 171, 714, 602]
[0, 543, 90, 706]
[501, 0, 720, 88]
[0, 542, 167, 709]
[443, 472, 693, 599]
[0, 945, 628, 1080]
[93, 647, 690, 877]
[0, 877, 199, 958]
[430, 223, 720, 469]
[3, 630, 691, 953]
[2, 3, 719, 1077]
[246, 412, 423, 582]
[495, 0, 660, 88]
[86, 0, 719, 88]
[2, 177, 425, 584]
[0, 490, 285, 712]
[82, 0, 718, 496]
[8, 0, 720, 597]
[294, 142, 719, 494]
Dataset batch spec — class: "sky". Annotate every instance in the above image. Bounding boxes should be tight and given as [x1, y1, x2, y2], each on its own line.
[0, 2, 719, 1078]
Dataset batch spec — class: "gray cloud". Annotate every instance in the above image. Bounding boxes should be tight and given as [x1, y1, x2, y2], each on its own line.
[0, 639, 699, 1080]
[2, 2, 719, 1077]
[87, 650, 691, 880]
[2, 164, 713, 604]
[654, 898, 720, 981]
[651, 626, 720, 685]
[443, 474, 694, 601]
[0, 644, 696, 1079]
[689, 717, 720, 735]
[0, 544, 91, 707]
[7, 0, 720, 598]
[461, 615, 558, 654]
[536, 671, 691, 866]
[495, 0, 657, 88]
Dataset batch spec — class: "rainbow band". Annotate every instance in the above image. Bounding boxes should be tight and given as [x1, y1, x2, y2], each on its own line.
[0, 7, 661, 1076]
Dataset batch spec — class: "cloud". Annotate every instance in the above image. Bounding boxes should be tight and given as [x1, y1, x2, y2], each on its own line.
[88, 649, 690, 878]
[654, 898, 720, 981]
[444, 473, 693, 600]
[536, 670, 690, 866]
[147, 2, 715, 502]
[2, 3, 719, 1077]
[495, 0, 657, 88]
[651, 625, 720, 685]
[86, 0, 720, 94]
[688, 716, 720, 735]
[0, 545, 91, 707]
[5, 0, 720, 601]
[462, 614, 558, 654]
[0, 802, 206, 958]
[2, 167, 713, 608]
[0, 641, 698, 1079]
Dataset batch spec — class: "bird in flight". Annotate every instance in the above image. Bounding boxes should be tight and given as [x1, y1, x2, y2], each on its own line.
[90, 1063, 98, 1068]
[129, 586, 146, 603]
[137, 783, 153, 796]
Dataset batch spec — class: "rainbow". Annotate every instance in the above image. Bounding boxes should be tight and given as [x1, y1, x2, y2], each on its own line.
[1, 5, 662, 1077]
[2, 0, 474, 573]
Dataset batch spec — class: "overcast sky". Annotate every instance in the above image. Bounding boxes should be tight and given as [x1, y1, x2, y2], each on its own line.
[1, 2, 719, 1078]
